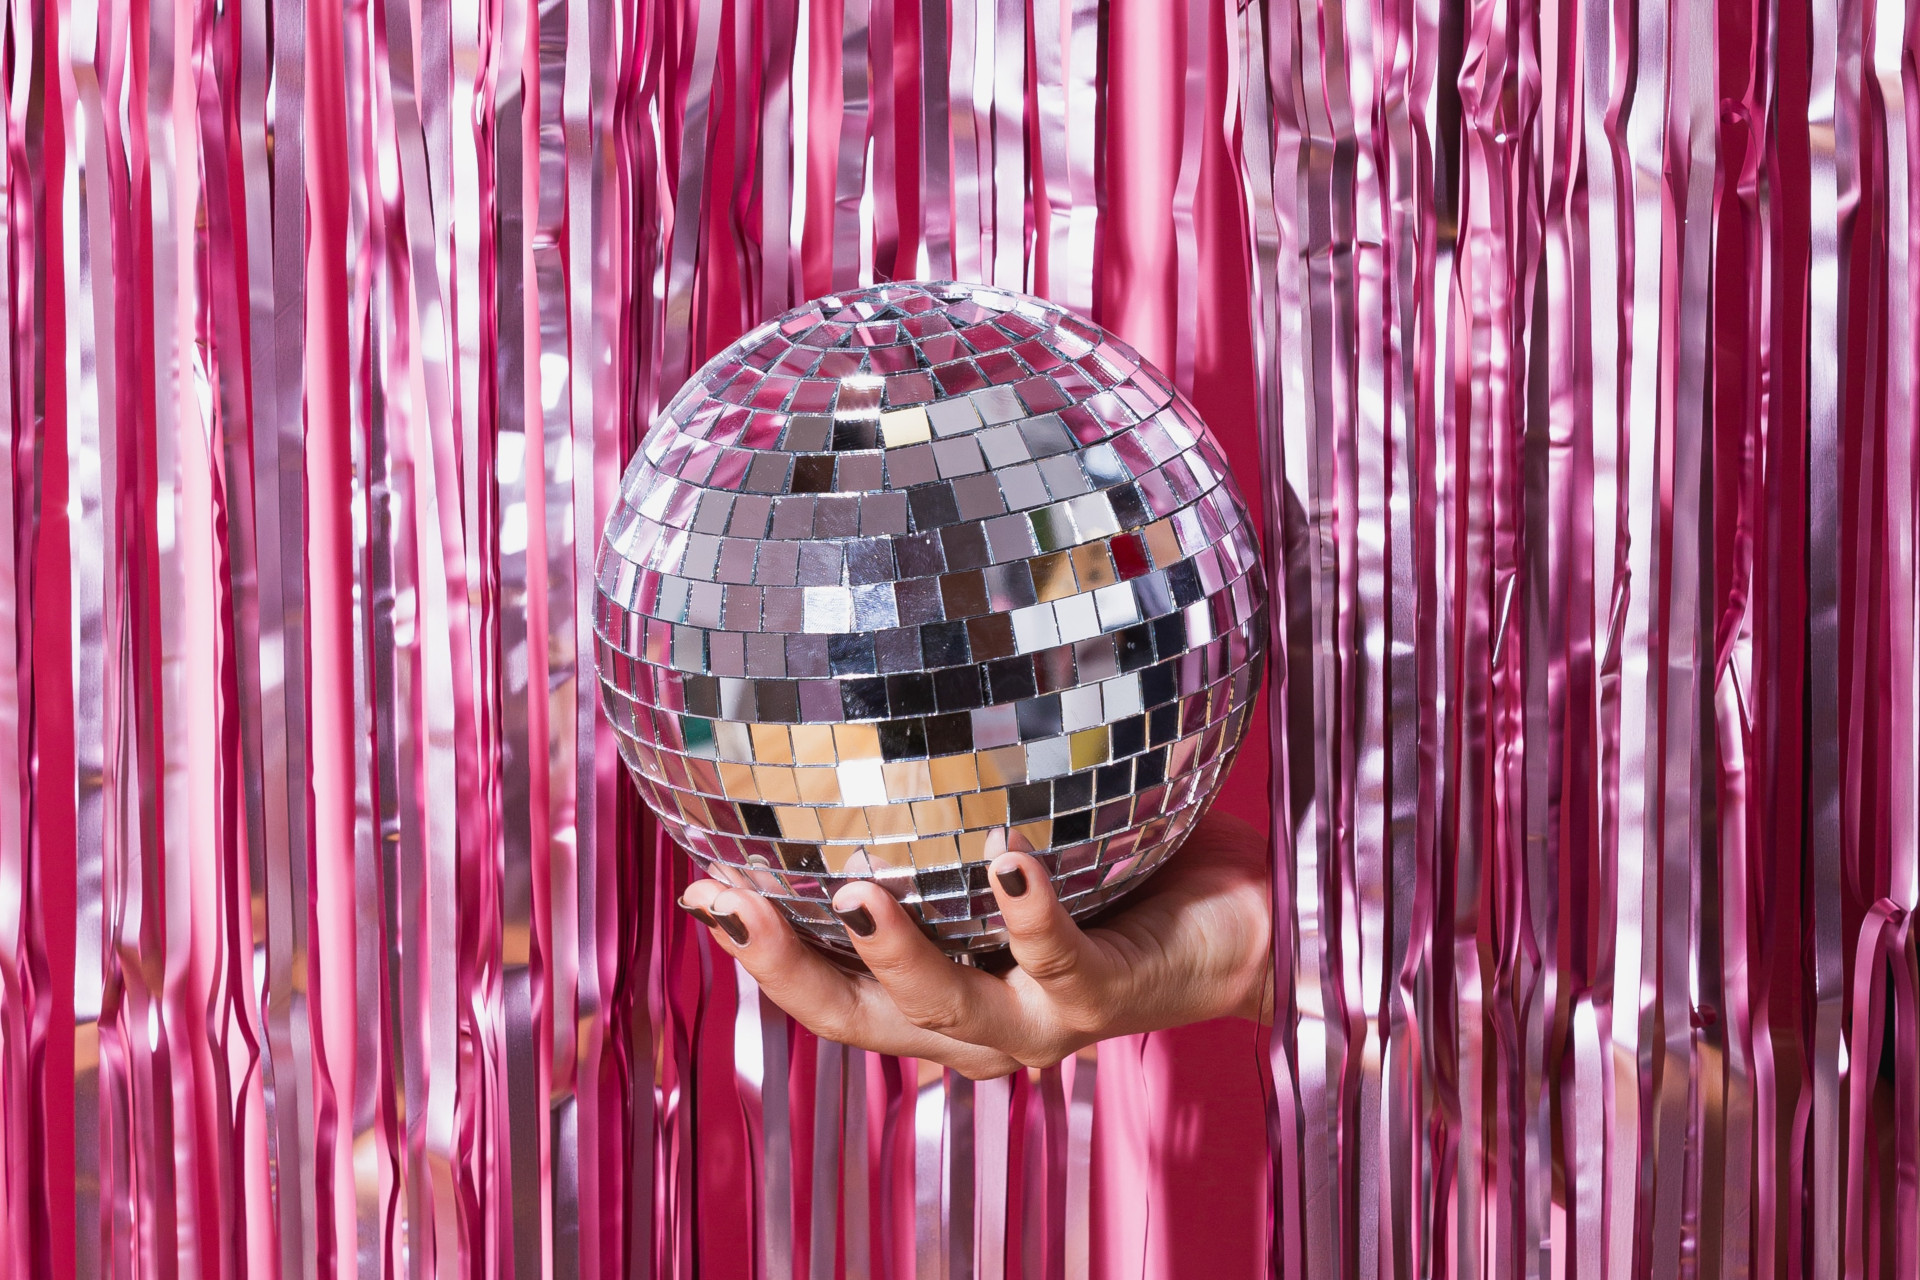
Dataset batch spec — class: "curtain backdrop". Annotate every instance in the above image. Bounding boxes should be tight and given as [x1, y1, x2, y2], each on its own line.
[0, 0, 1915, 1275]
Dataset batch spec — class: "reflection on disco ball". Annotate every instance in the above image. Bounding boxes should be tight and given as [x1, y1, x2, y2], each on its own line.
[594, 282, 1267, 955]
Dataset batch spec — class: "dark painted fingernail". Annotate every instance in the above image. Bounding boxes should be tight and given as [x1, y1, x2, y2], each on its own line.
[836, 904, 876, 938]
[996, 867, 1029, 898]
[677, 896, 720, 929]
[712, 911, 750, 946]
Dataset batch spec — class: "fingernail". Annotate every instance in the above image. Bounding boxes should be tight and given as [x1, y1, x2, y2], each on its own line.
[836, 904, 876, 938]
[677, 896, 720, 929]
[712, 911, 750, 946]
[996, 866, 1029, 898]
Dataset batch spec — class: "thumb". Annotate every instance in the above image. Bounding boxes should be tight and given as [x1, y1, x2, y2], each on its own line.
[988, 851, 1107, 993]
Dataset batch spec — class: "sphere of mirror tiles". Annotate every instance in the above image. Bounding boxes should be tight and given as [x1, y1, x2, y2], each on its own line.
[595, 282, 1267, 955]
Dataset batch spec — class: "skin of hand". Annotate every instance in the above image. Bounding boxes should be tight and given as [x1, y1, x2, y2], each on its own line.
[675, 808, 1274, 1080]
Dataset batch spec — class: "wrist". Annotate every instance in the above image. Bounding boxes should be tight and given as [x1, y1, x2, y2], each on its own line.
[1222, 888, 1274, 1026]
[1235, 957, 1275, 1025]
[1228, 915, 1274, 1024]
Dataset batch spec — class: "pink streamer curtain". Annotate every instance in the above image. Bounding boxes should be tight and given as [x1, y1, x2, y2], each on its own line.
[0, 0, 1915, 1274]
[1239, 0, 1920, 1273]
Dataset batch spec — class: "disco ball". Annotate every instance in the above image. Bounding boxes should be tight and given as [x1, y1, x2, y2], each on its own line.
[594, 282, 1267, 955]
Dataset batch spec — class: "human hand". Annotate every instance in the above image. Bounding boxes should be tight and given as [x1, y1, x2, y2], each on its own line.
[675, 809, 1273, 1080]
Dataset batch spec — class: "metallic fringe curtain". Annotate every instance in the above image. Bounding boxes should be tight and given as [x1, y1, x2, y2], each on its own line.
[0, 0, 1913, 1274]
[1241, 0, 1920, 1271]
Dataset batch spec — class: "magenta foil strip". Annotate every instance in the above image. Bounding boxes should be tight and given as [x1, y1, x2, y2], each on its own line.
[6, 0, 1920, 1274]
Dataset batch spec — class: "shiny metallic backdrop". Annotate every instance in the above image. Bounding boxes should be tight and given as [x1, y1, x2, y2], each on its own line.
[1, 0, 1917, 1273]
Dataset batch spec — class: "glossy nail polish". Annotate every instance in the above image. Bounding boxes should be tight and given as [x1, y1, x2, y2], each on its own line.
[836, 904, 876, 938]
[712, 911, 750, 946]
[996, 866, 1029, 898]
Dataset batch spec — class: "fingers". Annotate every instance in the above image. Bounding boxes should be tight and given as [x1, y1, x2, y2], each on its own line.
[678, 878, 1022, 1080]
[987, 853, 1109, 1001]
[829, 880, 1039, 1058]
[680, 879, 864, 1042]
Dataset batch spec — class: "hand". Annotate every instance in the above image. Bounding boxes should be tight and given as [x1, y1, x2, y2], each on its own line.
[676, 809, 1273, 1080]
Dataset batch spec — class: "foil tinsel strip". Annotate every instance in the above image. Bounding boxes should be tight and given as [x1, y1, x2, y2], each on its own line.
[6, 0, 1920, 1274]
[0, 7, 25, 1262]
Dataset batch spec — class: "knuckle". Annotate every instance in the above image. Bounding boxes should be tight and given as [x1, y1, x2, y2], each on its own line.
[904, 993, 970, 1037]
[806, 1006, 852, 1046]
[1015, 1034, 1072, 1070]
[961, 1058, 1017, 1082]
[754, 972, 864, 1047]
[1018, 944, 1082, 986]
[1054, 998, 1108, 1039]
[800, 1014, 849, 1045]
[815, 986, 872, 1045]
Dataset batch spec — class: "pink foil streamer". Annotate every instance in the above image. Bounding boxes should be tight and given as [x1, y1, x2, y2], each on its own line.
[7, 0, 1920, 1274]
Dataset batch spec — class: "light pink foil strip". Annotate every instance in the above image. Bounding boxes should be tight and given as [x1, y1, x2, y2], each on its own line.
[0, 8, 25, 1259]
[831, 0, 873, 292]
